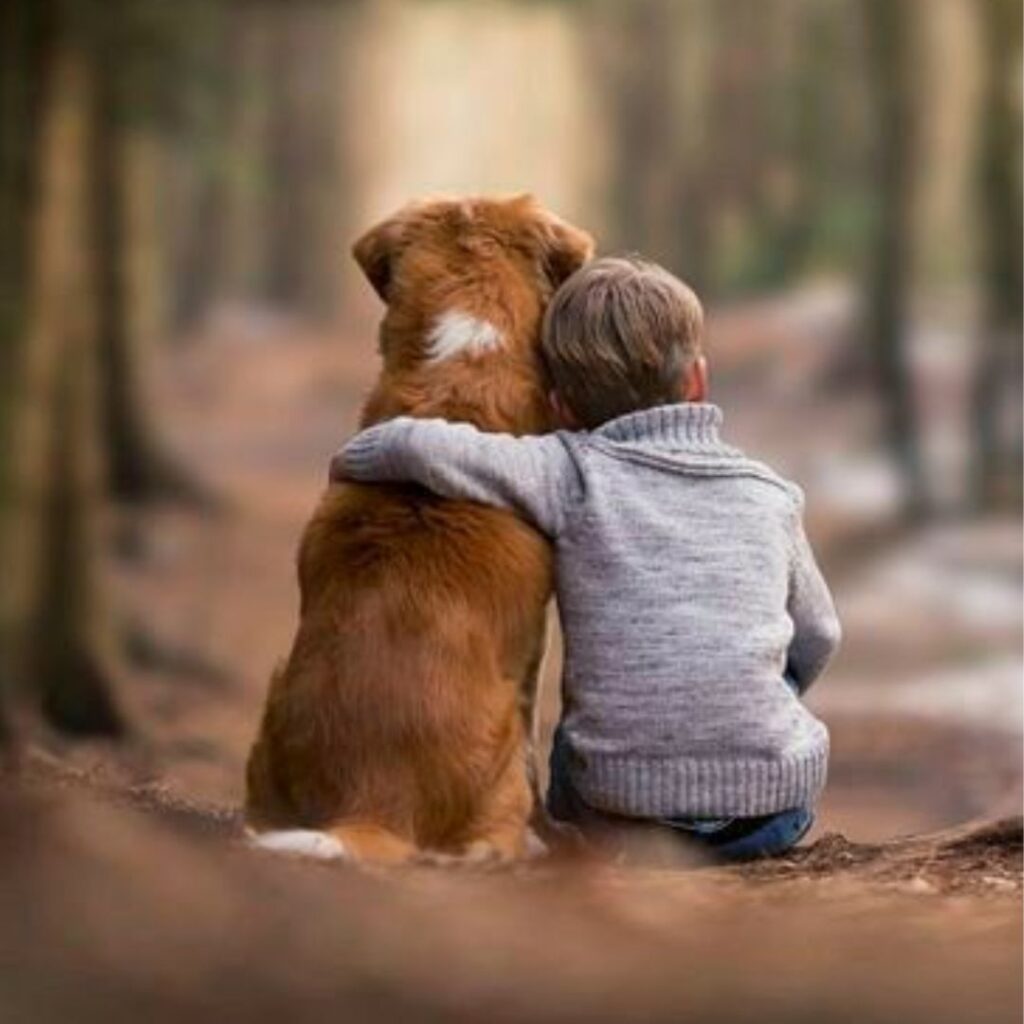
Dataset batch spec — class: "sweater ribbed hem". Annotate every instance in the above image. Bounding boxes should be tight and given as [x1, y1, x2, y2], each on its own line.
[572, 741, 829, 818]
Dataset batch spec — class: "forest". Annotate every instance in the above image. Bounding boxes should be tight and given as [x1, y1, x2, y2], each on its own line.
[0, 1, 1020, 1022]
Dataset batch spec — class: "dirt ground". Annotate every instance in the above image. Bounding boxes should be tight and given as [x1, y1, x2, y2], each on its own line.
[3, 293, 1021, 1022]
[1, 755, 1020, 1024]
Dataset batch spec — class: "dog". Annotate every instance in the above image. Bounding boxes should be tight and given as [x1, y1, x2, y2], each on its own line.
[245, 195, 593, 864]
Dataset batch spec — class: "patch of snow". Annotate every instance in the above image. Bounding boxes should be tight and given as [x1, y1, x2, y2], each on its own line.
[811, 455, 905, 519]
[840, 521, 1023, 633]
[814, 658, 1023, 735]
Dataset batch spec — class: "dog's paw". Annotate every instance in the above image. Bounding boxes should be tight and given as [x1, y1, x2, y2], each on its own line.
[462, 840, 511, 866]
[413, 841, 512, 870]
[411, 849, 462, 869]
[245, 828, 348, 861]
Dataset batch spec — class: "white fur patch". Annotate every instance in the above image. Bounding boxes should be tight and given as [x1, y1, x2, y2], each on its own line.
[246, 828, 348, 861]
[426, 310, 503, 363]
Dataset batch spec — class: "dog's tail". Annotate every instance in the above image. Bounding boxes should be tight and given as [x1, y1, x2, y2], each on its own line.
[246, 821, 417, 866]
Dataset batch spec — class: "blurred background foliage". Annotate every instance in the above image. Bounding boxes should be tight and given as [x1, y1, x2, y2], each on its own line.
[0, 0, 1020, 781]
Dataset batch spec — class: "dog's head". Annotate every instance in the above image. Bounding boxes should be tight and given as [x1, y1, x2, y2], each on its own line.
[353, 195, 594, 375]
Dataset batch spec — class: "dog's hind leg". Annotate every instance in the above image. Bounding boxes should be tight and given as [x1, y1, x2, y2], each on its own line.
[454, 730, 535, 864]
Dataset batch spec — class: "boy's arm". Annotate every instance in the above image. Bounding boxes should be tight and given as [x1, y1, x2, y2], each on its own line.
[786, 512, 842, 693]
[332, 417, 580, 536]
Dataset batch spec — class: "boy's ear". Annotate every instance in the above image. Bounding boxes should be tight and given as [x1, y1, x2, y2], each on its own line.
[682, 356, 708, 402]
[352, 212, 408, 302]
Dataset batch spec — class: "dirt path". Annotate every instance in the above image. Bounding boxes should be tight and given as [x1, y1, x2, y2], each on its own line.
[1, 753, 1020, 1024]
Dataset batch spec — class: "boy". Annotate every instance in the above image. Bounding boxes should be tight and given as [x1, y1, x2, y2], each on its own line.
[332, 256, 841, 861]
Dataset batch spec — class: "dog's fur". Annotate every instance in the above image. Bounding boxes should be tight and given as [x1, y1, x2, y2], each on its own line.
[245, 196, 593, 864]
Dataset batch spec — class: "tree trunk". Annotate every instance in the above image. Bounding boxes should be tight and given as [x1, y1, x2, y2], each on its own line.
[761, 2, 835, 284]
[971, 0, 1023, 511]
[0, 0, 50, 345]
[579, 2, 680, 272]
[92, 17, 204, 507]
[667, 0, 713, 295]
[0, 0, 56, 747]
[5, 14, 124, 740]
[33, 285, 124, 736]
[218, 2, 274, 309]
[863, 0, 929, 519]
[262, 4, 349, 320]
[579, 0, 716, 293]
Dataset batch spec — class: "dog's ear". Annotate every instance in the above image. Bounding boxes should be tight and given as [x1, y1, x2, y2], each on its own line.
[352, 213, 407, 302]
[532, 207, 595, 289]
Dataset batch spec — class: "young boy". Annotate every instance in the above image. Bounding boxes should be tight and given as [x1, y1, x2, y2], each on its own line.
[332, 256, 841, 862]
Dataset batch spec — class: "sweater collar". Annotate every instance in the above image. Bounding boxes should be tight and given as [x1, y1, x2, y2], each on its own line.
[593, 403, 726, 450]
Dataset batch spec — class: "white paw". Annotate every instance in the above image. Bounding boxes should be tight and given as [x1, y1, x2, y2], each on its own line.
[246, 828, 348, 861]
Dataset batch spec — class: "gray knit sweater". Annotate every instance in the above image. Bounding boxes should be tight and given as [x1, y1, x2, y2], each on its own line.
[336, 403, 840, 818]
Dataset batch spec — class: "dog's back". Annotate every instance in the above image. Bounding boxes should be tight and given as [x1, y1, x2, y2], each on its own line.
[245, 196, 593, 863]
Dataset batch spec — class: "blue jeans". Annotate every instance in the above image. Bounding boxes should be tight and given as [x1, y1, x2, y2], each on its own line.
[547, 680, 815, 863]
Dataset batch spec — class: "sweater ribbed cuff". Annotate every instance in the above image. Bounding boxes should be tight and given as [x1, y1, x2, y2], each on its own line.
[341, 424, 398, 481]
[572, 740, 829, 819]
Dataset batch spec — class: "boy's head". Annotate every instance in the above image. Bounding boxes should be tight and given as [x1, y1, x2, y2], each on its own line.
[540, 256, 706, 429]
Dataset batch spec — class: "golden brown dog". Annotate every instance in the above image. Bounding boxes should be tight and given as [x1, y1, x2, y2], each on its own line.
[245, 195, 593, 864]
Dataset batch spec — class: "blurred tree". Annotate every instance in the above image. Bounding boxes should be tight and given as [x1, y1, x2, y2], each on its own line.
[756, 1, 822, 280]
[579, 0, 711, 292]
[863, 0, 928, 519]
[972, 0, 1023, 511]
[217, 2, 274, 309]
[92, 0, 212, 505]
[1, 0, 125, 745]
[263, 3, 352, 320]
[727, 0, 870, 290]
[703, 0, 776, 290]
[573, 0, 874, 297]
[167, 1, 358, 326]
[0, 0, 54, 747]
[94, 24, 186, 504]
[0, 2, 47, 348]
[165, 5, 234, 331]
